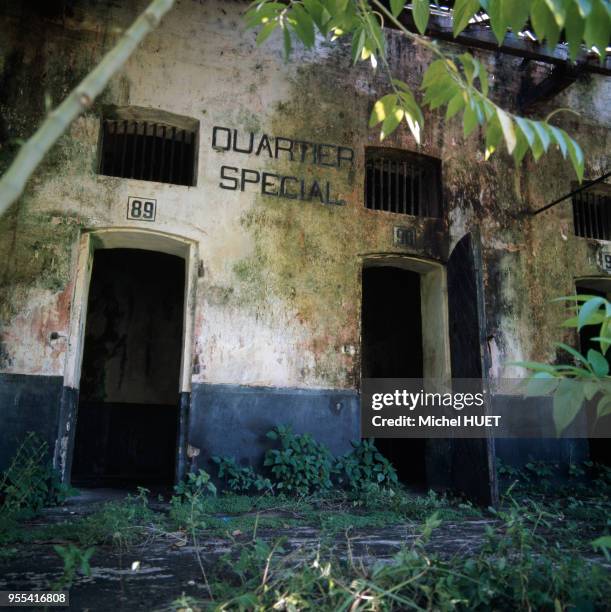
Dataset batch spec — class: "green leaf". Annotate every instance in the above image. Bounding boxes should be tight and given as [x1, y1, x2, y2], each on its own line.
[392, 78, 411, 92]
[576, 0, 593, 18]
[530, 129, 544, 160]
[525, 372, 559, 397]
[256, 21, 279, 45]
[487, 0, 507, 44]
[422, 59, 449, 88]
[552, 294, 600, 302]
[497, 108, 516, 154]
[584, 0, 610, 56]
[506, 0, 530, 34]
[245, 3, 284, 28]
[364, 11, 385, 56]
[351, 28, 366, 64]
[515, 117, 535, 147]
[413, 0, 430, 34]
[554, 341, 592, 369]
[565, 1, 586, 60]
[578, 297, 606, 330]
[548, 125, 568, 157]
[424, 78, 459, 109]
[291, 4, 316, 47]
[530, 120, 551, 152]
[390, 0, 405, 18]
[453, 0, 480, 36]
[459, 52, 479, 85]
[587, 349, 609, 377]
[369, 94, 398, 127]
[283, 24, 293, 59]
[597, 394, 611, 418]
[463, 102, 479, 137]
[484, 115, 502, 159]
[303, 0, 331, 32]
[512, 128, 529, 165]
[544, 0, 567, 27]
[510, 360, 559, 374]
[381, 106, 404, 139]
[531, 0, 561, 48]
[553, 378, 584, 436]
[446, 91, 466, 120]
[567, 135, 585, 181]
[398, 90, 424, 125]
[591, 335, 611, 356]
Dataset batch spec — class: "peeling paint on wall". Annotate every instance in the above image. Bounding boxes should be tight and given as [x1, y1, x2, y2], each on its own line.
[0, 0, 609, 395]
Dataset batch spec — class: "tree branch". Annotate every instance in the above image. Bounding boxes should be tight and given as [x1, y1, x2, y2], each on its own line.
[0, 0, 175, 218]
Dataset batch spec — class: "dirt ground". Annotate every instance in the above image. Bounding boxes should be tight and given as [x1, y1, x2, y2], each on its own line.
[0, 489, 501, 611]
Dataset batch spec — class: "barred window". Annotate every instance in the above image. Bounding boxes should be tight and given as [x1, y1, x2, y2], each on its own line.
[99, 114, 198, 187]
[365, 148, 442, 218]
[572, 185, 611, 240]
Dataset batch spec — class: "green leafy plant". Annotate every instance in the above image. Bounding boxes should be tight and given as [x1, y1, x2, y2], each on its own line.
[212, 456, 273, 494]
[203, 501, 610, 610]
[169, 468, 217, 531]
[334, 438, 398, 490]
[0, 432, 73, 516]
[513, 295, 611, 436]
[244, 0, 609, 180]
[263, 425, 334, 495]
[174, 469, 218, 499]
[52, 544, 95, 590]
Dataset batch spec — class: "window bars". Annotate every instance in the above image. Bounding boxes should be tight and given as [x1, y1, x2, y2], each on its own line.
[99, 120, 197, 187]
[365, 149, 442, 218]
[573, 188, 611, 240]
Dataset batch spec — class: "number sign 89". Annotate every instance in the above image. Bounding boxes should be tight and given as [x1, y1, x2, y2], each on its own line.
[127, 197, 156, 221]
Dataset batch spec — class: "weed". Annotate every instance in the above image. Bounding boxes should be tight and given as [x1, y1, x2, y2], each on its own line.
[169, 469, 217, 532]
[263, 426, 334, 495]
[0, 432, 73, 516]
[334, 439, 399, 490]
[52, 544, 95, 590]
[212, 456, 273, 494]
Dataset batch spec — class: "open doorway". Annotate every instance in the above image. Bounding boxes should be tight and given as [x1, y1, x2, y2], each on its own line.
[576, 278, 611, 467]
[361, 266, 427, 487]
[71, 248, 185, 488]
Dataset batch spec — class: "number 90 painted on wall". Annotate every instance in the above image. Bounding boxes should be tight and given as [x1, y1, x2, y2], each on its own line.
[127, 197, 156, 221]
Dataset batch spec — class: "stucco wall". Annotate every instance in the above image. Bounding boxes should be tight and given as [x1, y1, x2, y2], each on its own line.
[0, 1, 609, 414]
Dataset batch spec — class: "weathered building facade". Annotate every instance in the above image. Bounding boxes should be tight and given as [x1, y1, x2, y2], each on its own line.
[0, 0, 609, 501]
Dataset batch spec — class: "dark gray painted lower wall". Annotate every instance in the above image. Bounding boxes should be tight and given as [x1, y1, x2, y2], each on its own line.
[0, 373, 63, 472]
[0, 374, 592, 483]
[492, 394, 589, 468]
[188, 383, 360, 473]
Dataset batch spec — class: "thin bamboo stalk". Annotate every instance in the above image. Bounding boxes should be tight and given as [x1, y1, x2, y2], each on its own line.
[0, 0, 175, 217]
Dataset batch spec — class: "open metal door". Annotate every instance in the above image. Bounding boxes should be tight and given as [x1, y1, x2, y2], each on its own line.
[447, 233, 498, 506]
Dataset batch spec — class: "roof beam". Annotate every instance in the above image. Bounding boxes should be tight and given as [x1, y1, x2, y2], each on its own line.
[396, 12, 611, 76]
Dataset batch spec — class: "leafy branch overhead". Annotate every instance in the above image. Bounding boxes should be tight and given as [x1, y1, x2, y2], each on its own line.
[247, 0, 611, 180]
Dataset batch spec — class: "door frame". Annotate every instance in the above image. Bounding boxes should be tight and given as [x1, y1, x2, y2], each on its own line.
[361, 254, 452, 383]
[54, 227, 198, 484]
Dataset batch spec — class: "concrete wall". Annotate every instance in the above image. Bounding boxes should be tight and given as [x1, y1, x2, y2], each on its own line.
[0, 0, 609, 476]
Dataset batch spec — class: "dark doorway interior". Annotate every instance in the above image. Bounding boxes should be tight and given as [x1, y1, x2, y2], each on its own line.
[361, 266, 426, 486]
[71, 249, 185, 488]
[576, 281, 611, 467]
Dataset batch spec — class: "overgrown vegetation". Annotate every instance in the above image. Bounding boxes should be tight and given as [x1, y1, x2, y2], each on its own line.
[1, 432, 609, 609]
[197, 505, 610, 611]
[0, 432, 72, 517]
[214, 427, 399, 496]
